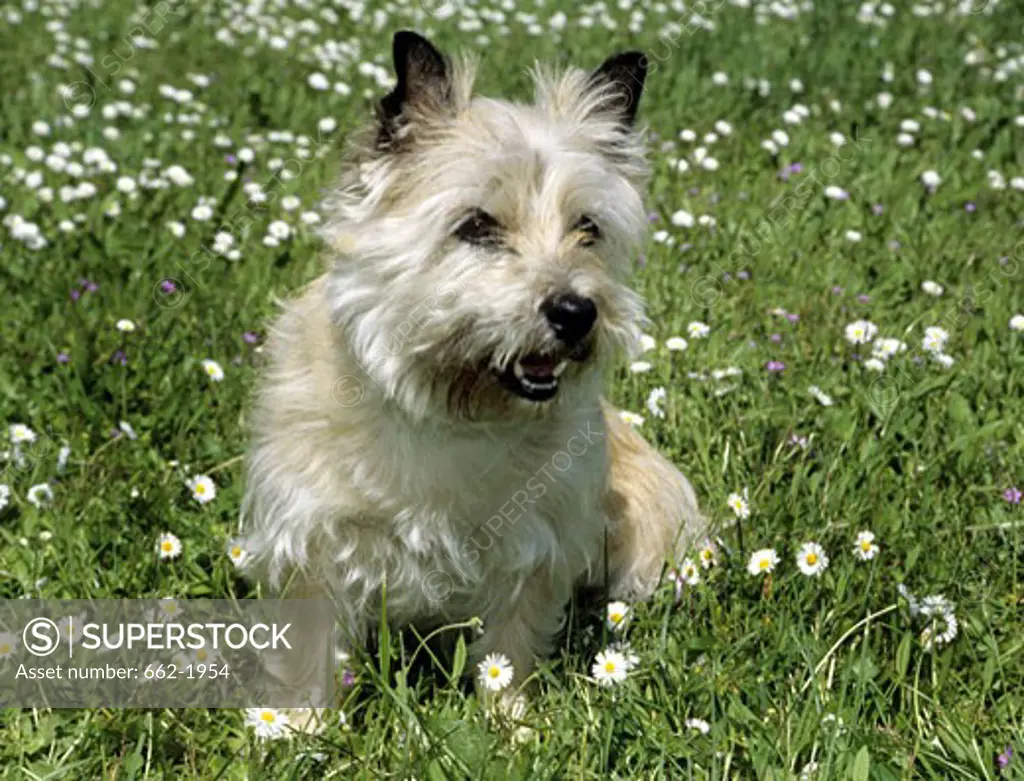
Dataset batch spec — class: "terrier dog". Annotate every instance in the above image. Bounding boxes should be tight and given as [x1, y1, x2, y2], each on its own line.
[241, 31, 705, 709]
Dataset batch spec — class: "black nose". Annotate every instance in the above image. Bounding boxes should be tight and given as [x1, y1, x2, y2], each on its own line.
[541, 293, 597, 346]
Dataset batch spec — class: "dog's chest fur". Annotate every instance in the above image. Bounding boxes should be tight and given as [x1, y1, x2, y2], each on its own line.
[245, 278, 611, 623]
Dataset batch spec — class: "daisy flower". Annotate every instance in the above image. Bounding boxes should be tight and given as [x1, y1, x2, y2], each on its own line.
[685, 717, 711, 734]
[27, 483, 54, 508]
[844, 320, 878, 345]
[227, 538, 248, 566]
[747, 548, 779, 576]
[698, 539, 718, 569]
[201, 359, 224, 381]
[592, 648, 630, 686]
[618, 411, 645, 427]
[853, 531, 879, 560]
[646, 387, 666, 419]
[187, 474, 217, 504]
[156, 532, 182, 560]
[606, 600, 630, 632]
[116, 319, 136, 332]
[0, 631, 18, 659]
[666, 337, 688, 351]
[9, 423, 36, 444]
[0, 484, 10, 511]
[1008, 314, 1024, 332]
[687, 321, 711, 339]
[726, 491, 750, 519]
[808, 386, 834, 406]
[921, 280, 943, 296]
[629, 361, 652, 373]
[244, 707, 291, 740]
[677, 558, 700, 585]
[872, 338, 907, 360]
[796, 542, 829, 577]
[920, 170, 941, 190]
[477, 652, 514, 691]
[921, 326, 949, 353]
[638, 334, 656, 352]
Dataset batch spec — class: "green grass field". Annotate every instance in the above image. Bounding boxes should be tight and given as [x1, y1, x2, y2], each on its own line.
[2, 0, 1023, 776]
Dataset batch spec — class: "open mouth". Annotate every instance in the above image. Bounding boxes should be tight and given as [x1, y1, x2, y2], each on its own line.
[494, 346, 590, 402]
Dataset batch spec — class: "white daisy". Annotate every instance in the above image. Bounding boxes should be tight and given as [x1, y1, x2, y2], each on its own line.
[119, 421, 137, 440]
[156, 532, 182, 560]
[864, 358, 886, 372]
[845, 229, 863, 242]
[844, 320, 878, 345]
[116, 318, 136, 332]
[618, 411, 645, 427]
[688, 321, 711, 339]
[921, 326, 949, 353]
[853, 531, 879, 560]
[1010, 314, 1024, 332]
[606, 601, 630, 632]
[685, 717, 711, 734]
[9, 423, 36, 444]
[227, 538, 248, 566]
[477, 652, 514, 691]
[187, 474, 216, 504]
[267, 220, 291, 240]
[638, 334, 657, 352]
[666, 337, 688, 351]
[592, 649, 630, 686]
[201, 359, 224, 381]
[678, 558, 700, 586]
[796, 542, 829, 577]
[920, 170, 941, 190]
[629, 361, 652, 373]
[921, 280, 943, 296]
[698, 540, 718, 569]
[646, 387, 667, 419]
[244, 707, 291, 740]
[872, 338, 907, 360]
[726, 491, 750, 519]
[0, 631, 18, 658]
[671, 210, 695, 228]
[0, 484, 9, 511]
[808, 386, 834, 406]
[747, 548, 779, 576]
[27, 484, 54, 508]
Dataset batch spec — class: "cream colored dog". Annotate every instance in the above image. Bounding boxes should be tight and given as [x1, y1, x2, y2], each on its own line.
[241, 31, 705, 708]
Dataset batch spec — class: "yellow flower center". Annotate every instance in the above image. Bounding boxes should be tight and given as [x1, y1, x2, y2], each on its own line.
[806, 553, 818, 565]
[196, 649, 207, 661]
[260, 711, 276, 723]
[860, 541, 871, 551]
[610, 612, 622, 623]
[231, 547, 242, 558]
[196, 484, 206, 494]
[685, 567, 695, 578]
[488, 666, 500, 678]
[0, 643, 10, 654]
[604, 662, 616, 674]
[161, 542, 173, 552]
[759, 559, 770, 570]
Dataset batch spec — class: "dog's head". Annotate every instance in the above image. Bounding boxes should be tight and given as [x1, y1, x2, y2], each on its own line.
[324, 31, 650, 422]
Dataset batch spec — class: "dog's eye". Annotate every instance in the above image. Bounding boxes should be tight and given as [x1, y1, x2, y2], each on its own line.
[572, 215, 601, 246]
[455, 210, 503, 247]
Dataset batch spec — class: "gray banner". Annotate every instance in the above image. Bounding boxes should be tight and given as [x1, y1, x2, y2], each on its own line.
[0, 600, 336, 708]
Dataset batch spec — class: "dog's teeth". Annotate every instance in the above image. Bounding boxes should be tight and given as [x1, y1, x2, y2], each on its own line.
[552, 360, 569, 377]
[513, 360, 526, 380]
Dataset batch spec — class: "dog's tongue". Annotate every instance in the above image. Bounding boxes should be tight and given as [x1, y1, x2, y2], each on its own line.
[519, 354, 556, 378]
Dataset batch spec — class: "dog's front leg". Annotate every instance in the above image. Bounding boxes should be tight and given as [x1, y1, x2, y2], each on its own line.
[469, 569, 568, 713]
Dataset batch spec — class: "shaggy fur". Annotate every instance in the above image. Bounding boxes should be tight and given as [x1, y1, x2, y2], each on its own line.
[241, 31, 706, 708]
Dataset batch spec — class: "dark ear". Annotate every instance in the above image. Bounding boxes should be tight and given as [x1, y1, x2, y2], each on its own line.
[377, 31, 453, 147]
[588, 52, 647, 125]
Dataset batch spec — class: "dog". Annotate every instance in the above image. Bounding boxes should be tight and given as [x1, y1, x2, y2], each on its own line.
[240, 30, 706, 712]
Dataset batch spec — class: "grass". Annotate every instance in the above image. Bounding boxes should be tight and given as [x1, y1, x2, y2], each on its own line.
[1, 0, 1023, 777]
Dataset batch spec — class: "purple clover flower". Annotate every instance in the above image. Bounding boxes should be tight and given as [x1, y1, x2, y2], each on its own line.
[243, 331, 260, 345]
[765, 360, 786, 372]
[57, 352, 70, 364]
[160, 279, 177, 294]
[1004, 487, 1022, 504]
